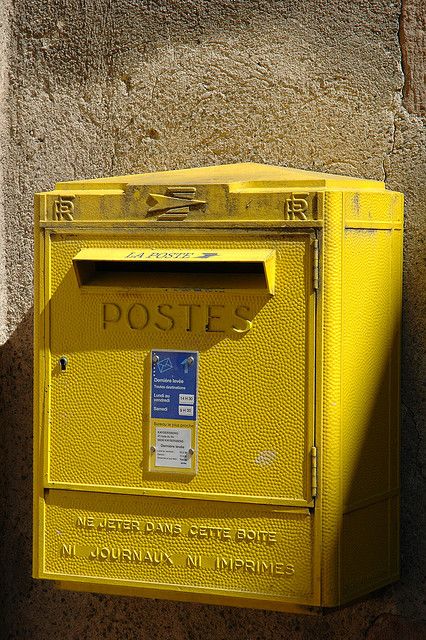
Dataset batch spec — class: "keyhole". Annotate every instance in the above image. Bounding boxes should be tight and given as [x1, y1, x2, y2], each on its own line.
[59, 356, 68, 371]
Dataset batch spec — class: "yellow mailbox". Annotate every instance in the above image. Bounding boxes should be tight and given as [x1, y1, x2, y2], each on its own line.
[33, 163, 403, 612]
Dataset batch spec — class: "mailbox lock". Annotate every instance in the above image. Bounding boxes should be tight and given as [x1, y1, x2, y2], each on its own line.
[59, 356, 68, 372]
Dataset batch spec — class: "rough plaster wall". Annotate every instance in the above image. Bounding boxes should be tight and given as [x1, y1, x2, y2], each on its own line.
[0, 0, 10, 345]
[1, 1, 424, 638]
[399, 0, 426, 116]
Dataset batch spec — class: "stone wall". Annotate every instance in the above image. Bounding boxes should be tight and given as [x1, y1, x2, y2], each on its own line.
[1, 1, 424, 638]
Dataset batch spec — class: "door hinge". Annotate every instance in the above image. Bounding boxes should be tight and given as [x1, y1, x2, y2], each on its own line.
[313, 238, 319, 290]
[311, 446, 318, 498]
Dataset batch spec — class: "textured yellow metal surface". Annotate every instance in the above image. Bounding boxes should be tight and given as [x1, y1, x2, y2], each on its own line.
[339, 226, 402, 603]
[47, 233, 315, 505]
[319, 191, 343, 607]
[342, 230, 399, 507]
[41, 491, 315, 607]
[319, 191, 403, 607]
[33, 162, 403, 611]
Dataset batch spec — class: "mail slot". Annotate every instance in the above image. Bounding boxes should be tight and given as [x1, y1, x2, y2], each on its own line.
[33, 163, 403, 612]
[73, 248, 275, 292]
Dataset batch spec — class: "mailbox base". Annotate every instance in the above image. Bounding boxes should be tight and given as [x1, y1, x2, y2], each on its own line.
[57, 579, 319, 614]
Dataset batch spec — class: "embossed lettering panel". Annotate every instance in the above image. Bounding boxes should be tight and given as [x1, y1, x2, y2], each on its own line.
[47, 233, 315, 505]
[42, 491, 316, 604]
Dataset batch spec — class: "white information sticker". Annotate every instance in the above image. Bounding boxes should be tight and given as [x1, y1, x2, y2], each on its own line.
[155, 427, 192, 469]
[179, 405, 194, 416]
[179, 393, 194, 405]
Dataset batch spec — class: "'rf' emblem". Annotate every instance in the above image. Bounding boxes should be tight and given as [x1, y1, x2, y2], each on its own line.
[53, 195, 75, 221]
[284, 193, 309, 220]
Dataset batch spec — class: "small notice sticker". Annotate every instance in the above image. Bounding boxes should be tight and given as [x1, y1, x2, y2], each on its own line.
[150, 350, 198, 474]
[155, 427, 192, 469]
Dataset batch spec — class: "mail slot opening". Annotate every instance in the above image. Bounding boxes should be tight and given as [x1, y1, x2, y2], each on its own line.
[73, 249, 275, 293]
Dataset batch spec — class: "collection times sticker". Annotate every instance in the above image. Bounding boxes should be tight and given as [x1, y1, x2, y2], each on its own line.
[150, 350, 198, 472]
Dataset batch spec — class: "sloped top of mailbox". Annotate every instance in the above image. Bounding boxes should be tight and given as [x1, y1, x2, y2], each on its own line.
[55, 162, 384, 190]
[40, 163, 401, 227]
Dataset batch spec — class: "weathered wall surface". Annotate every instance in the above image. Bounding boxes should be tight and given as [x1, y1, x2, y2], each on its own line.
[1, 1, 424, 638]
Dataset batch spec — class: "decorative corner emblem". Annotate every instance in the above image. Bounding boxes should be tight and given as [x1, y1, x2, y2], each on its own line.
[53, 195, 75, 221]
[147, 187, 205, 220]
[284, 193, 309, 220]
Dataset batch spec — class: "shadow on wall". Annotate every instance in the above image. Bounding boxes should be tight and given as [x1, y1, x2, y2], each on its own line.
[0, 308, 35, 624]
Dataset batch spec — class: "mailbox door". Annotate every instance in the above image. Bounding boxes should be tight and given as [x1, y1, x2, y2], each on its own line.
[45, 231, 316, 506]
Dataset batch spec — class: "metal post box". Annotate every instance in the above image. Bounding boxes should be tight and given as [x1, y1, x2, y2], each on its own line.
[33, 163, 403, 612]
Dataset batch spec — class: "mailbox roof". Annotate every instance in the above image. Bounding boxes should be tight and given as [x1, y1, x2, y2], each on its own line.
[55, 162, 385, 191]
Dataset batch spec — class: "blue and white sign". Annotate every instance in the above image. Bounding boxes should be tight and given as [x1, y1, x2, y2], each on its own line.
[151, 350, 198, 421]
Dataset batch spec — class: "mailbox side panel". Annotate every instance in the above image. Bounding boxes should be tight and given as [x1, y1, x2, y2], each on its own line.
[319, 189, 402, 607]
[339, 192, 403, 603]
